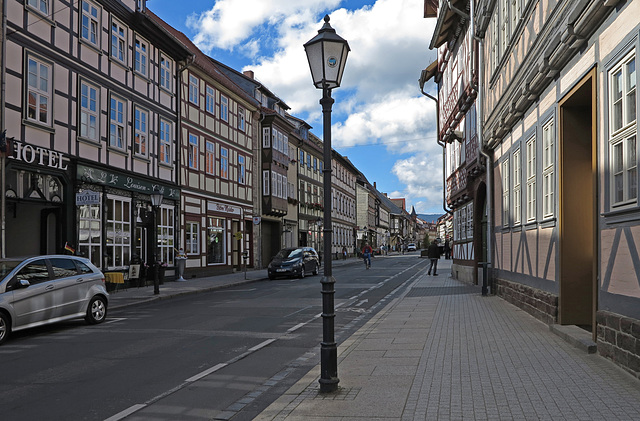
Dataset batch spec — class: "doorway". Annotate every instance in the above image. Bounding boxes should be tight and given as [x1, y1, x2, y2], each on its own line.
[558, 68, 597, 330]
[41, 208, 61, 255]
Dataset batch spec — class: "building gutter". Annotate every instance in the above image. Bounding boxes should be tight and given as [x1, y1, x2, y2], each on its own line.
[1, 0, 7, 258]
[420, 61, 452, 216]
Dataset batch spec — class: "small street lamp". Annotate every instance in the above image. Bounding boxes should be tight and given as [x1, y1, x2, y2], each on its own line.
[304, 14, 349, 394]
[150, 187, 163, 295]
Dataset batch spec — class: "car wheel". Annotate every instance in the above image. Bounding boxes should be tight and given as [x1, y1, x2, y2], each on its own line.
[313, 263, 319, 276]
[0, 312, 10, 345]
[85, 296, 107, 324]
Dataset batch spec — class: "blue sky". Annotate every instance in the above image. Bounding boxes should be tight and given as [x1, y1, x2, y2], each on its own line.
[147, 0, 441, 214]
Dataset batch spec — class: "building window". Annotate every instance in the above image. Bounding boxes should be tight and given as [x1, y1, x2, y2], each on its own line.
[79, 80, 99, 141]
[109, 95, 126, 149]
[189, 74, 199, 105]
[207, 217, 225, 265]
[206, 86, 215, 114]
[206, 141, 215, 175]
[263, 171, 270, 195]
[186, 222, 199, 255]
[609, 51, 637, 207]
[134, 38, 148, 77]
[299, 150, 304, 166]
[542, 119, 555, 218]
[502, 158, 509, 227]
[263, 127, 271, 148]
[157, 205, 175, 266]
[28, 0, 49, 14]
[610, 51, 636, 134]
[611, 135, 637, 206]
[188, 134, 198, 169]
[81, 1, 100, 47]
[78, 202, 101, 268]
[159, 119, 171, 165]
[220, 147, 229, 179]
[134, 107, 148, 156]
[111, 20, 127, 63]
[526, 136, 536, 222]
[105, 196, 131, 269]
[238, 108, 245, 132]
[26, 56, 52, 126]
[221, 95, 229, 122]
[160, 56, 172, 91]
[238, 155, 246, 184]
[513, 148, 521, 225]
[466, 202, 473, 239]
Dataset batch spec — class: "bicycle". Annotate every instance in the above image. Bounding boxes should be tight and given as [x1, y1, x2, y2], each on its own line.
[363, 252, 371, 269]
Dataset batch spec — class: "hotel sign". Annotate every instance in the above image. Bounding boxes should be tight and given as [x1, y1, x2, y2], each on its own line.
[9, 142, 68, 170]
[75, 190, 100, 205]
[77, 164, 180, 199]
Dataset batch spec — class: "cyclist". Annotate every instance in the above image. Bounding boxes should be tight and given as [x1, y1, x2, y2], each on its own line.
[362, 242, 373, 269]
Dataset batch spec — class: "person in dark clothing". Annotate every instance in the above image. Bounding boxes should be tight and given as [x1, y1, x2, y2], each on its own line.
[444, 240, 451, 259]
[427, 240, 441, 275]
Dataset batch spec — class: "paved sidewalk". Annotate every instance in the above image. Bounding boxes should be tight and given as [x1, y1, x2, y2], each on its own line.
[255, 259, 640, 420]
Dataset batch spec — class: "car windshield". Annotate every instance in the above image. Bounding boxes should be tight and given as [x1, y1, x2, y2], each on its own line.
[0, 260, 22, 280]
[275, 248, 303, 259]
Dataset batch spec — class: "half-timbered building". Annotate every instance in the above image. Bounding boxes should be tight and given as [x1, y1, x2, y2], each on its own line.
[1, 0, 191, 276]
[424, 0, 485, 286]
[429, 0, 640, 378]
[154, 16, 259, 277]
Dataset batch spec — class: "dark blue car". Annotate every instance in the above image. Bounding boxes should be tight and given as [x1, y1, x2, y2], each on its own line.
[267, 247, 320, 280]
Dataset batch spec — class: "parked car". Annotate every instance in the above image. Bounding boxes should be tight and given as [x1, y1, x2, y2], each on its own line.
[0, 255, 109, 345]
[407, 243, 417, 251]
[268, 247, 320, 280]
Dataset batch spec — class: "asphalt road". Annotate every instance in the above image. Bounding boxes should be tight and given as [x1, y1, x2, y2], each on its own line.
[0, 253, 428, 421]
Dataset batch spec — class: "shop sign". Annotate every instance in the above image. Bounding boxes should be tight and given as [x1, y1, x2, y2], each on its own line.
[9, 142, 68, 170]
[75, 190, 100, 205]
[77, 164, 180, 199]
[208, 200, 242, 217]
[253, 217, 261, 225]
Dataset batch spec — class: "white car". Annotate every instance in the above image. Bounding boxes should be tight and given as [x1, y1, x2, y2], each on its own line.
[0, 255, 109, 345]
[407, 243, 417, 251]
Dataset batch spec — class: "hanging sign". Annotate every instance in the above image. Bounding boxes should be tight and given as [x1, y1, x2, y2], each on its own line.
[75, 190, 100, 205]
[253, 217, 261, 225]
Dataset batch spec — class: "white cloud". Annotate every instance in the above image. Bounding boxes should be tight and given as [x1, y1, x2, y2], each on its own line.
[392, 152, 445, 213]
[187, 0, 340, 53]
[188, 0, 440, 212]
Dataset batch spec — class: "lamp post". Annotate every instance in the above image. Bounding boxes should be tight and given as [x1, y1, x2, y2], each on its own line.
[150, 187, 164, 295]
[304, 15, 349, 394]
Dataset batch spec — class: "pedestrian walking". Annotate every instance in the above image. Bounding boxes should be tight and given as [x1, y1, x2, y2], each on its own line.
[427, 239, 441, 275]
[444, 239, 451, 259]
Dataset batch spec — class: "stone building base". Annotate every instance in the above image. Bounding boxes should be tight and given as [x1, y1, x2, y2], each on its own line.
[451, 263, 476, 285]
[596, 310, 640, 380]
[494, 277, 558, 325]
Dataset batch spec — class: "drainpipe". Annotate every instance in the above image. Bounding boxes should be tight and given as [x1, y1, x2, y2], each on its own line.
[1, 0, 7, 258]
[420, 78, 452, 217]
[471, 0, 492, 295]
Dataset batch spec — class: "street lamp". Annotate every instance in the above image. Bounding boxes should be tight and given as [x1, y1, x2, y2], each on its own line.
[150, 187, 163, 295]
[304, 15, 349, 394]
